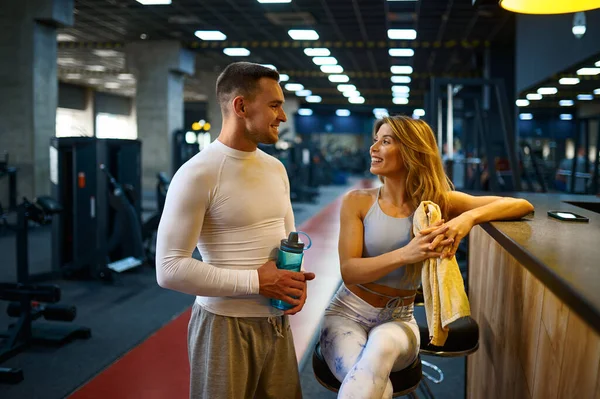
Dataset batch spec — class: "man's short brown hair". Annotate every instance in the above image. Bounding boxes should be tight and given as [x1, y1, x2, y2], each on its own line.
[216, 62, 280, 113]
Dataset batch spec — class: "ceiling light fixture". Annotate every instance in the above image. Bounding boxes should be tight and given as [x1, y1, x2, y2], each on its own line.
[389, 48, 415, 57]
[195, 31, 227, 40]
[577, 67, 600, 75]
[288, 29, 319, 40]
[304, 48, 330, 56]
[390, 66, 413, 74]
[559, 78, 580, 85]
[387, 29, 417, 40]
[499, 0, 599, 14]
[391, 76, 411, 84]
[223, 48, 250, 56]
[136, 0, 171, 4]
[328, 75, 350, 83]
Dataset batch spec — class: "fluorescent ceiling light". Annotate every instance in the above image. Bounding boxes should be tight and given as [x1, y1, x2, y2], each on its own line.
[526, 93, 543, 100]
[594, 88, 600, 95]
[288, 29, 319, 40]
[320, 65, 344, 74]
[390, 66, 413, 74]
[195, 30, 227, 40]
[136, 0, 172, 4]
[304, 48, 330, 56]
[65, 74, 81, 79]
[560, 114, 573, 120]
[389, 48, 414, 57]
[342, 90, 361, 98]
[312, 56, 337, 65]
[392, 91, 409, 98]
[537, 87, 557, 95]
[295, 90, 312, 97]
[57, 58, 78, 65]
[349, 96, 365, 104]
[373, 108, 389, 117]
[391, 76, 411, 84]
[105, 83, 121, 89]
[336, 109, 351, 117]
[284, 83, 304, 91]
[223, 48, 250, 56]
[298, 108, 313, 116]
[387, 29, 417, 40]
[559, 78, 580, 85]
[577, 94, 593, 100]
[261, 64, 277, 70]
[57, 33, 76, 42]
[577, 67, 600, 75]
[516, 99, 530, 107]
[257, 0, 291, 3]
[328, 74, 350, 83]
[393, 97, 409, 105]
[306, 95, 322, 103]
[118, 73, 135, 80]
[413, 108, 425, 117]
[559, 100, 574, 106]
[337, 84, 356, 92]
[519, 113, 533, 120]
[85, 65, 106, 72]
[279, 74, 289, 82]
[392, 85, 410, 93]
[93, 49, 121, 57]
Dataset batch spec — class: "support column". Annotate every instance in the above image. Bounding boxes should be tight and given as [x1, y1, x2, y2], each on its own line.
[126, 41, 195, 189]
[197, 70, 221, 143]
[0, 0, 74, 202]
[282, 96, 299, 141]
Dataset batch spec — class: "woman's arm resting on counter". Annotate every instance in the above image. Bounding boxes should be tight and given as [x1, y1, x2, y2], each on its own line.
[440, 191, 535, 257]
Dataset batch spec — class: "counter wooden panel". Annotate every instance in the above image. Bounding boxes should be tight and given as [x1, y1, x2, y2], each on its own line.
[467, 225, 600, 399]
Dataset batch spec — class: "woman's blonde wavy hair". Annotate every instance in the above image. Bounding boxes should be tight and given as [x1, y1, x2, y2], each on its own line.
[373, 115, 454, 285]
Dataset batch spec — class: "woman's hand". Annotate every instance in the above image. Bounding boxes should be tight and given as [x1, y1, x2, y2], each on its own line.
[400, 220, 455, 264]
[438, 213, 475, 258]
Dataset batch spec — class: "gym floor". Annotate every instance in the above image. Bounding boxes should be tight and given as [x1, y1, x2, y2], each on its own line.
[0, 178, 464, 399]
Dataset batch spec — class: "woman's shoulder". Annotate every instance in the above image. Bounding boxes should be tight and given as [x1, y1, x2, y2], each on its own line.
[342, 187, 378, 214]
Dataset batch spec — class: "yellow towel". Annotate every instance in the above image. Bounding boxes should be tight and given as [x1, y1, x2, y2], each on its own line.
[413, 201, 471, 347]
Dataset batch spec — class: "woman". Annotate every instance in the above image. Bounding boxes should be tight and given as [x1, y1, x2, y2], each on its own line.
[320, 115, 534, 398]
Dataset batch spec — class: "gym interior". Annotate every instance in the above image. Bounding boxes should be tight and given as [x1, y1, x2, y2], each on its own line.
[1, 1, 600, 398]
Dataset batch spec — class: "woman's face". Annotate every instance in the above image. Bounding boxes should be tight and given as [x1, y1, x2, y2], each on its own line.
[370, 123, 404, 177]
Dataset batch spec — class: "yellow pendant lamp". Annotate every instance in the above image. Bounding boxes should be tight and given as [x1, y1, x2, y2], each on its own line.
[499, 0, 600, 14]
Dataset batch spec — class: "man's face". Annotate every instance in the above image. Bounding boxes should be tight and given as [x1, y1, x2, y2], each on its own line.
[243, 78, 287, 145]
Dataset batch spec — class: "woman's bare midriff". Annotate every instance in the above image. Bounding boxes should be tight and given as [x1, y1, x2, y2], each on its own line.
[347, 282, 416, 308]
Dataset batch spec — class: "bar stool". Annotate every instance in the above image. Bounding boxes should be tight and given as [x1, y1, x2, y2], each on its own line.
[417, 316, 479, 398]
[312, 342, 423, 398]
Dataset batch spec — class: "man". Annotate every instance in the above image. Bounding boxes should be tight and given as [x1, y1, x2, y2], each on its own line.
[156, 62, 315, 399]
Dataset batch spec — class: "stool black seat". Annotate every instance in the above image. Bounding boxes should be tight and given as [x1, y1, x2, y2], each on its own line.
[418, 316, 479, 356]
[312, 342, 422, 397]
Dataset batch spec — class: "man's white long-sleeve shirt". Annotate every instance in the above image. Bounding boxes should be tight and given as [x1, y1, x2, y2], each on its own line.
[156, 139, 295, 317]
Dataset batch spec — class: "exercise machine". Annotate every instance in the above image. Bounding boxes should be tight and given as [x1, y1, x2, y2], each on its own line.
[0, 196, 91, 384]
[50, 137, 143, 280]
[100, 164, 145, 273]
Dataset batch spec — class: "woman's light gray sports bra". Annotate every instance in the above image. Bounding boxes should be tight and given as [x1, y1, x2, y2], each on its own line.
[359, 187, 420, 290]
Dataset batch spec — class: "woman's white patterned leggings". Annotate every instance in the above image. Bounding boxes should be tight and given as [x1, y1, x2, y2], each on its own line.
[320, 285, 420, 399]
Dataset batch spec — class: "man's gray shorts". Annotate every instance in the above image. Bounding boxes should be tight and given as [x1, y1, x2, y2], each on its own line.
[187, 302, 302, 399]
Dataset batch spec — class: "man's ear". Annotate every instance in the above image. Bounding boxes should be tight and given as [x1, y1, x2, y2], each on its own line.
[232, 96, 246, 118]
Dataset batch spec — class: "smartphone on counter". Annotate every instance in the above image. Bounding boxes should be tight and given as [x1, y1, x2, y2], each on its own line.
[547, 211, 589, 223]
